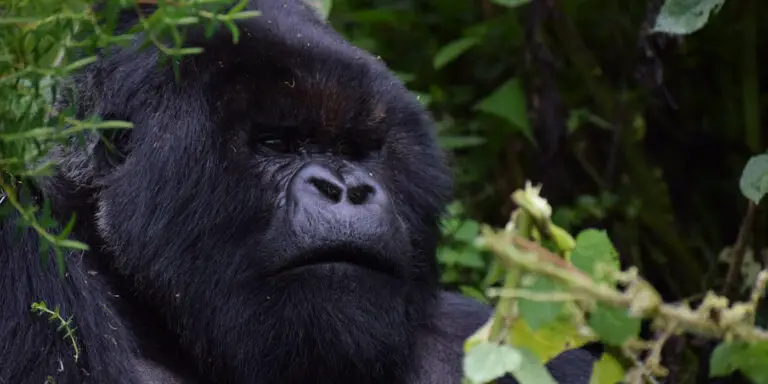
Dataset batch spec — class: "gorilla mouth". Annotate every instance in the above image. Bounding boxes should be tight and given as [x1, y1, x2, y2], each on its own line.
[277, 243, 399, 277]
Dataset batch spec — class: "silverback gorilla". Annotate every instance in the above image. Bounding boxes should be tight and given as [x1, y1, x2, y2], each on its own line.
[0, 1, 601, 383]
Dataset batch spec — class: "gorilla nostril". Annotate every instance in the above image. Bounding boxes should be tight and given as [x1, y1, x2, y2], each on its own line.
[294, 164, 384, 208]
[308, 177, 343, 203]
[347, 185, 375, 205]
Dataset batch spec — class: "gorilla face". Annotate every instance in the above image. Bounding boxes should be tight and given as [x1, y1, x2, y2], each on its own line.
[64, 2, 453, 382]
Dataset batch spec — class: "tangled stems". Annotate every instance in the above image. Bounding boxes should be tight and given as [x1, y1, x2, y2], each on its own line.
[482, 231, 768, 342]
[473, 182, 768, 383]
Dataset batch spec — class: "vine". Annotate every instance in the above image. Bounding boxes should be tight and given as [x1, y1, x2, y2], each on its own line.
[462, 152, 768, 384]
[30, 301, 80, 363]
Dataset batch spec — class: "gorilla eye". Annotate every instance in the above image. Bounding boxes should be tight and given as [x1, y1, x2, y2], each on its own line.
[250, 132, 298, 154]
[262, 138, 290, 153]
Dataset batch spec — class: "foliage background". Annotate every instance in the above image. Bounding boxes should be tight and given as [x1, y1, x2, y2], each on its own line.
[323, 0, 765, 306]
[322, 0, 767, 382]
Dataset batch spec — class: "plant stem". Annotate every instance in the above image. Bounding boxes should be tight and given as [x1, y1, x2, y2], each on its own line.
[482, 229, 768, 342]
[722, 201, 758, 300]
[0, 176, 58, 246]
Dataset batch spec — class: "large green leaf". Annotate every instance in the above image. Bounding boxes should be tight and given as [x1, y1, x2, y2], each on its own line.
[433, 37, 479, 70]
[652, 0, 725, 35]
[510, 348, 558, 384]
[474, 78, 533, 142]
[438, 135, 487, 150]
[518, 276, 564, 331]
[437, 247, 485, 269]
[710, 341, 768, 383]
[570, 229, 620, 286]
[463, 342, 522, 383]
[588, 305, 641, 347]
[303, 0, 333, 20]
[453, 219, 481, 243]
[508, 315, 596, 363]
[589, 352, 626, 384]
[739, 153, 768, 205]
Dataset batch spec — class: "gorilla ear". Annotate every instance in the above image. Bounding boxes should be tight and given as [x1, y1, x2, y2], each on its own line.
[44, 127, 131, 194]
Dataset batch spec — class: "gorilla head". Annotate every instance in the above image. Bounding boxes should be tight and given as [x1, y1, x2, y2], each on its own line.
[44, 1, 452, 382]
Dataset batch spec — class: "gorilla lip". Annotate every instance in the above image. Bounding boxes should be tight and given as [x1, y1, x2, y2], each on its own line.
[276, 243, 398, 277]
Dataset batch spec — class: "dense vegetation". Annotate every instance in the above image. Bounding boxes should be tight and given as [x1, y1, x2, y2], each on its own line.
[323, 1, 768, 381]
[2, 0, 768, 383]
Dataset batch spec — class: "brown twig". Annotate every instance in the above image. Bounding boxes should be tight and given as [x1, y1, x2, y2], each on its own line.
[722, 201, 758, 300]
[512, 235, 588, 277]
[482, 228, 768, 342]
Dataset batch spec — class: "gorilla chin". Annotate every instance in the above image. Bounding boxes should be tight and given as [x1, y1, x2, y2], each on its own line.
[243, 246, 435, 384]
[268, 239, 436, 312]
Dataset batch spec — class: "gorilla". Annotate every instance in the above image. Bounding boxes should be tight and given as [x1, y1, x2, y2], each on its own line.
[0, 1, 601, 383]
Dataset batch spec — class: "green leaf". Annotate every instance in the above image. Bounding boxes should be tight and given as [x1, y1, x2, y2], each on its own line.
[652, 0, 725, 35]
[739, 153, 768, 205]
[588, 305, 641, 347]
[710, 341, 768, 383]
[453, 220, 480, 243]
[570, 229, 620, 285]
[55, 247, 66, 277]
[589, 352, 626, 384]
[58, 214, 78, 239]
[489, 0, 532, 8]
[395, 72, 416, 84]
[433, 37, 479, 70]
[440, 268, 462, 284]
[463, 342, 522, 383]
[484, 260, 506, 286]
[508, 315, 596, 363]
[437, 247, 485, 269]
[459, 285, 490, 304]
[438, 135, 487, 150]
[710, 341, 743, 377]
[474, 78, 533, 142]
[518, 276, 564, 331]
[510, 348, 558, 384]
[414, 92, 432, 107]
[303, 0, 333, 20]
[62, 56, 98, 72]
[57, 239, 89, 251]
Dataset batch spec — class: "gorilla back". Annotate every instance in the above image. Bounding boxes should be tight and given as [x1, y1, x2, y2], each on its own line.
[0, 1, 599, 383]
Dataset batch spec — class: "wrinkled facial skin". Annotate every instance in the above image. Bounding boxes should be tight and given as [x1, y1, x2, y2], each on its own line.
[51, 1, 453, 383]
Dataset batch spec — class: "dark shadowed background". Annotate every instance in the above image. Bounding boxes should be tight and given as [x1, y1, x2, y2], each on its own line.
[325, 2, 767, 381]
[327, 0, 766, 306]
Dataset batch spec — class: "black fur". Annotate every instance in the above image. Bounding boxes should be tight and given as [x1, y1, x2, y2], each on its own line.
[0, 1, 600, 383]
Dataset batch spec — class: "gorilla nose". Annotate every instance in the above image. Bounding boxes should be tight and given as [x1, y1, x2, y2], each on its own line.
[293, 164, 386, 209]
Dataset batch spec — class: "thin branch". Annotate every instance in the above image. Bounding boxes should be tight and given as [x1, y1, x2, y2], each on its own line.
[480, 229, 768, 342]
[722, 201, 758, 300]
